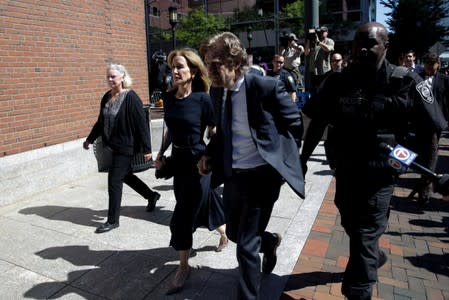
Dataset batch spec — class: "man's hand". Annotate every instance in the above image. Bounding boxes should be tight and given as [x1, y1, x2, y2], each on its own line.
[197, 155, 212, 175]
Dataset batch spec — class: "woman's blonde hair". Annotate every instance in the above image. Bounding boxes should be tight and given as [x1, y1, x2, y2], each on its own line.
[167, 48, 210, 93]
[107, 63, 133, 88]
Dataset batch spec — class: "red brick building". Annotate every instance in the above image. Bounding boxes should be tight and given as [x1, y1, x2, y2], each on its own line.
[0, 0, 151, 157]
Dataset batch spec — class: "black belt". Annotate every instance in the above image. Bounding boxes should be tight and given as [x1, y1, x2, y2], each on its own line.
[173, 144, 193, 149]
[232, 164, 270, 174]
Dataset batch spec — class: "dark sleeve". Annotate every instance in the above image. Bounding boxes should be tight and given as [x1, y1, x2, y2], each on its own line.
[408, 72, 448, 133]
[128, 90, 152, 154]
[86, 92, 109, 143]
[201, 92, 216, 128]
[269, 79, 303, 144]
[301, 73, 337, 122]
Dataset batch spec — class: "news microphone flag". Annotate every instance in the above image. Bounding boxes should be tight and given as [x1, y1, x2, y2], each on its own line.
[380, 143, 438, 179]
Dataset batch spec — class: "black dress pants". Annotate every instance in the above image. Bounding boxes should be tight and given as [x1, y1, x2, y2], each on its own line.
[223, 164, 282, 300]
[107, 153, 154, 224]
[335, 170, 394, 300]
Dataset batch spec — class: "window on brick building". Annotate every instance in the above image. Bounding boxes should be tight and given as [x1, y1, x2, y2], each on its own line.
[151, 6, 160, 17]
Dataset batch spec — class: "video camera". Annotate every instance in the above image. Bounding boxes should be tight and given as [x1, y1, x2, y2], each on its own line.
[307, 26, 326, 41]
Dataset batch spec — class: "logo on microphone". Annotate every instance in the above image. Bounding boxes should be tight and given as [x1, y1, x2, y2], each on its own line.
[387, 144, 417, 173]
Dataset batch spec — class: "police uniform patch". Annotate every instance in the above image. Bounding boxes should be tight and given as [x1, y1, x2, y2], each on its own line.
[416, 80, 434, 104]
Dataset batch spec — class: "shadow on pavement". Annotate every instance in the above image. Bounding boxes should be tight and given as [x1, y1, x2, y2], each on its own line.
[406, 253, 449, 277]
[19, 205, 172, 228]
[281, 271, 343, 292]
[24, 244, 240, 299]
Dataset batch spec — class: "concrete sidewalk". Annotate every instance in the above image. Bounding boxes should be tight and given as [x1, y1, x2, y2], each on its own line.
[0, 142, 333, 299]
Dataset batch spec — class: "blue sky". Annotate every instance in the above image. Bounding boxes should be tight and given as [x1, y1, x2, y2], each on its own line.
[376, 0, 390, 27]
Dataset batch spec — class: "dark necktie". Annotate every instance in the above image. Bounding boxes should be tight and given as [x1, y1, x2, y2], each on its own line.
[223, 90, 233, 178]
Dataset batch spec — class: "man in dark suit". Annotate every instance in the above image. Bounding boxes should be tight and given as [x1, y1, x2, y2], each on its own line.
[410, 52, 449, 204]
[198, 32, 305, 300]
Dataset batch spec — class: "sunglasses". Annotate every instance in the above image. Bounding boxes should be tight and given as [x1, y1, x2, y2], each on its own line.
[274, 61, 284, 64]
[331, 59, 342, 62]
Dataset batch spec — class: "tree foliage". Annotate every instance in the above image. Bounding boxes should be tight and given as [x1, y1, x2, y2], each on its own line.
[281, 0, 305, 36]
[380, 0, 449, 61]
[174, 8, 229, 49]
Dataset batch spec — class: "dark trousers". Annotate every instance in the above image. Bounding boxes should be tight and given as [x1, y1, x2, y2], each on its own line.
[413, 131, 440, 198]
[169, 171, 202, 250]
[223, 165, 282, 300]
[335, 171, 393, 300]
[107, 153, 154, 224]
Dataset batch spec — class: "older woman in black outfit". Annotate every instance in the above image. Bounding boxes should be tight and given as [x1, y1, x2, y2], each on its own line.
[155, 49, 227, 294]
[83, 63, 160, 233]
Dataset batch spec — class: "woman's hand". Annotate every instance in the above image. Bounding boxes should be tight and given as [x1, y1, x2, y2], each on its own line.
[83, 140, 90, 150]
[143, 152, 152, 162]
[154, 154, 164, 170]
[197, 155, 212, 175]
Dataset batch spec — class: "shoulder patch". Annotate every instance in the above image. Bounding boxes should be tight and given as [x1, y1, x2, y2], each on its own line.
[416, 80, 434, 104]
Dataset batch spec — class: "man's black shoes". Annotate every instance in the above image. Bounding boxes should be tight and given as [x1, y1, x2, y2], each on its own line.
[95, 222, 119, 234]
[146, 192, 161, 212]
[262, 233, 282, 274]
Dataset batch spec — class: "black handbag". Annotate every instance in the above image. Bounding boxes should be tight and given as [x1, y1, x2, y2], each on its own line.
[93, 137, 113, 173]
[93, 136, 153, 173]
[155, 155, 174, 179]
[155, 121, 174, 180]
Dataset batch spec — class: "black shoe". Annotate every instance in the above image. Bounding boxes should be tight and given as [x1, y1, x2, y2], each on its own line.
[377, 250, 387, 268]
[95, 222, 119, 233]
[146, 192, 160, 212]
[262, 233, 282, 274]
[417, 195, 430, 206]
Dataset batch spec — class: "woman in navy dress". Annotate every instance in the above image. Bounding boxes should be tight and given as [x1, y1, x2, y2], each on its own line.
[154, 48, 227, 294]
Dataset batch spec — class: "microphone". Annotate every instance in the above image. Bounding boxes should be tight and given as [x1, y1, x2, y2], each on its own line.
[379, 142, 439, 179]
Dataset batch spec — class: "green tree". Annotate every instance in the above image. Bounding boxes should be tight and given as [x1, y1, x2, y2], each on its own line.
[173, 8, 230, 49]
[281, 0, 305, 36]
[380, 0, 449, 61]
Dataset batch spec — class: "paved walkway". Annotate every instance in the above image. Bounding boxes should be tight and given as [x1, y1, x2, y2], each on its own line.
[1, 135, 448, 299]
[0, 142, 331, 299]
[282, 134, 449, 300]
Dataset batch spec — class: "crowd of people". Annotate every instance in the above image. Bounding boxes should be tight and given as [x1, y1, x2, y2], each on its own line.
[83, 22, 449, 300]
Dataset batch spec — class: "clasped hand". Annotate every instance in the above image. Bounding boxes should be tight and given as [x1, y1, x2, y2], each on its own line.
[197, 155, 212, 175]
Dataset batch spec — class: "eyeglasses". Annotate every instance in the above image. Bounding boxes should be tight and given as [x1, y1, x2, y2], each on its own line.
[274, 61, 284, 64]
[331, 59, 342, 63]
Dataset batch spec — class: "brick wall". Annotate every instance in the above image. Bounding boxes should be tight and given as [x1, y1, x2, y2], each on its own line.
[0, 0, 149, 157]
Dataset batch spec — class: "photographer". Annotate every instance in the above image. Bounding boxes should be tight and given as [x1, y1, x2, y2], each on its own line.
[304, 26, 334, 94]
[280, 33, 304, 90]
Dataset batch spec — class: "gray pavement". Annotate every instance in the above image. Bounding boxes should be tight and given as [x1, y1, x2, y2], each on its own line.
[0, 139, 333, 299]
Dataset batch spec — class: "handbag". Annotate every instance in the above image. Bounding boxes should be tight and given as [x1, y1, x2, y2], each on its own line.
[93, 136, 113, 173]
[155, 121, 174, 180]
[155, 155, 174, 179]
[93, 136, 153, 173]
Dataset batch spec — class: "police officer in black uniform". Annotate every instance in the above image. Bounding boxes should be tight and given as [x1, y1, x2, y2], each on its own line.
[267, 54, 297, 101]
[302, 22, 446, 300]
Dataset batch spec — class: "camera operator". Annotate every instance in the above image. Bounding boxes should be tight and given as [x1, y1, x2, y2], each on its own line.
[304, 26, 334, 94]
[280, 33, 304, 90]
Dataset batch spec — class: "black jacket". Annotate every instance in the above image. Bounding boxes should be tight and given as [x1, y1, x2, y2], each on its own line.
[206, 74, 305, 198]
[87, 90, 151, 156]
